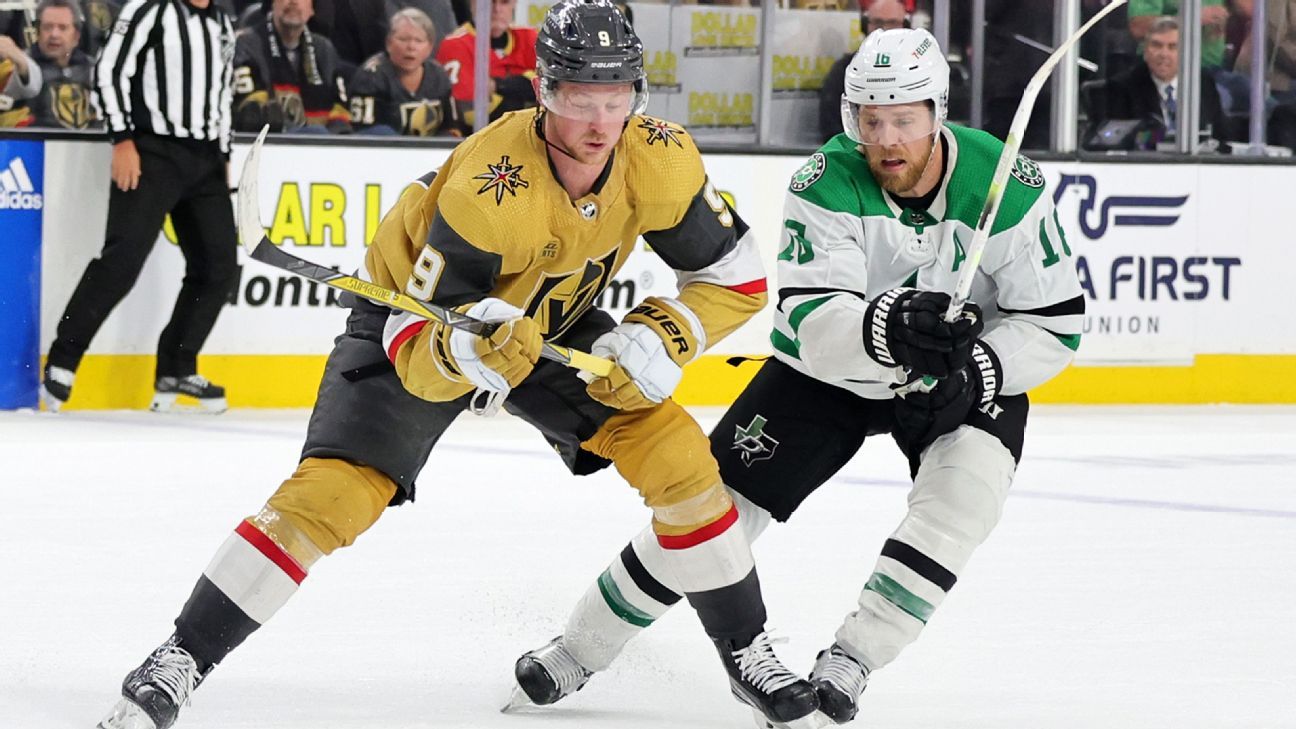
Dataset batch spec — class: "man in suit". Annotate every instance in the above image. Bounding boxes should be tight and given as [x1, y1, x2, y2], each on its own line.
[1103, 15, 1224, 149]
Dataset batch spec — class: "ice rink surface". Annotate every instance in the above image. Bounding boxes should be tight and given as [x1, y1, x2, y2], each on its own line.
[2, 405, 1294, 729]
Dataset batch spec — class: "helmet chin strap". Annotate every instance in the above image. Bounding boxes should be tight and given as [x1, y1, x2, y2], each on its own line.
[536, 108, 584, 163]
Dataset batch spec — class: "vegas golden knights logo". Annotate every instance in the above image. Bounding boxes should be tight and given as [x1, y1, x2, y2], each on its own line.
[88, 0, 116, 39]
[273, 89, 307, 128]
[523, 249, 618, 339]
[400, 100, 444, 136]
[52, 82, 93, 129]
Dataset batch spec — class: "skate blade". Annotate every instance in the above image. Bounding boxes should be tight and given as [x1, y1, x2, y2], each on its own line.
[97, 698, 159, 729]
[501, 685, 533, 713]
[150, 393, 228, 414]
[751, 708, 833, 729]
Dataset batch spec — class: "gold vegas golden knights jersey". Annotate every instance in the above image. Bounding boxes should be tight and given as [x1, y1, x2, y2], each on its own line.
[366, 110, 769, 403]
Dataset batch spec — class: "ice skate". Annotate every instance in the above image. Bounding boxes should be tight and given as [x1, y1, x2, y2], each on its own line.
[503, 636, 593, 711]
[715, 631, 822, 729]
[150, 375, 228, 414]
[808, 643, 869, 724]
[97, 636, 204, 729]
[42, 364, 74, 412]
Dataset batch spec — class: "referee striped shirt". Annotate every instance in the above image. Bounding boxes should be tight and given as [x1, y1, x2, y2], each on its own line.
[93, 0, 236, 155]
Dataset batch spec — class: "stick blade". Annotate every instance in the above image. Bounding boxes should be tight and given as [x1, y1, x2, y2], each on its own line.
[236, 125, 271, 255]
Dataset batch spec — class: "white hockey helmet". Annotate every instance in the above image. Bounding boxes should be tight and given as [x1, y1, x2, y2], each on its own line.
[840, 28, 950, 144]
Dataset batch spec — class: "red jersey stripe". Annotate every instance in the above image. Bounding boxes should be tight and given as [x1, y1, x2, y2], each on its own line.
[728, 279, 768, 295]
[656, 505, 739, 550]
[387, 320, 428, 363]
[235, 520, 307, 585]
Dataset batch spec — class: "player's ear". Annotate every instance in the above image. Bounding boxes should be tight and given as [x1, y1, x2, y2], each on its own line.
[532, 76, 543, 104]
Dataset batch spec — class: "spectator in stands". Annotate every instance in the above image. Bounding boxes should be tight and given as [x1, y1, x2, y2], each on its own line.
[1102, 16, 1225, 148]
[1130, 0, 1230, 70]
[388, 0, 455, 53]
[232, 0, 352, 133]
[349, 7, 461, 135]
[18, 0, 98, 129]
[0, 23, 41, 127]
[435, 0, 536, 128]
[817, 0, 909, 144]
[1234, 0, 1296, 149]
[0, 8, 34, 48]
[77, 0, 121, 58]
[238, 0, 454, 72]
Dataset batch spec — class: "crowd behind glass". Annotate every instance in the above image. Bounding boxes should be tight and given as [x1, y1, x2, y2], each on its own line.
[1, 0, 1292, 153]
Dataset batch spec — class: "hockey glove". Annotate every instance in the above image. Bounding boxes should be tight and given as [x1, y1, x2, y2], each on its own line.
[582, 297, 701, 410]
[446, 298, 544, 392]
[863, 288, 983, 378]
[894, 340, 1002, 454]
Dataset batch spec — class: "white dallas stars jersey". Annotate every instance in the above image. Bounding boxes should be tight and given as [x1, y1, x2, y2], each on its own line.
[773, 124, 1084, 400]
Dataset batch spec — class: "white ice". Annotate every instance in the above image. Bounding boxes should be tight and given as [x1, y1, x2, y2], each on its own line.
[1, 405, 1294, 728]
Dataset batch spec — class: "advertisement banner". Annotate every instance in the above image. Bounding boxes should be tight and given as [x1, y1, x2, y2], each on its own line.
[1041, 162, 1292, 363]
[767, 8, 861, 148]
[36, 137, 1295, 406]
[0, 139, 44, 409]
[670, 5, 761, 143]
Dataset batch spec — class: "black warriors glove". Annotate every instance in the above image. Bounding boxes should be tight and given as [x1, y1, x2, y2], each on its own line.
[863, 288, 983, 377]
[894, 340, 1002, 453]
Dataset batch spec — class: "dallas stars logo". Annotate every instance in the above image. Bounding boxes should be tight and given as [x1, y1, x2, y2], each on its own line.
[638, 117, 684, 148]
[473, 155, 529, 205]
[732, 415, 779, 466]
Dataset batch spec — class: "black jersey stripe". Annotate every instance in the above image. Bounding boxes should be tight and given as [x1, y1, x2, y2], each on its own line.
[642, 179, 745, 272]
[153, 2, 173, 134]
[777, 286, 868, 311]
[999, 294, 1086, 319]
[881, 538, 957, 592]
[177, 2, 195, 134]
[96, 0, 233, 145]
[101, 1, 158, 133]
[619, 543, 681, 606]
[198, 12, 215, 138]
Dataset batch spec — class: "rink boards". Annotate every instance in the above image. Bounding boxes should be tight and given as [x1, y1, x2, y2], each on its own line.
[19, 138, 1296, 408]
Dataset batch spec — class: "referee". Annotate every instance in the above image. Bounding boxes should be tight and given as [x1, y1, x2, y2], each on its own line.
[43, 0, 239, 414]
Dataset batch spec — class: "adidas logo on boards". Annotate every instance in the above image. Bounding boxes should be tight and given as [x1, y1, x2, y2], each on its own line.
[0, 157, 43, 210]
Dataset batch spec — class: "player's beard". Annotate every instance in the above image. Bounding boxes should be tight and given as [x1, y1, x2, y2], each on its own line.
[864, 136, 936, 194]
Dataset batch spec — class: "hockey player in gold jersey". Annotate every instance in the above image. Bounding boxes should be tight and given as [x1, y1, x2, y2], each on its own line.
[94, 2, 822, 729]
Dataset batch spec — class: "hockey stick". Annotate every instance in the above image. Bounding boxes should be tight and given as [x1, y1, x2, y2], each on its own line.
[235, 127, 613, 377]
[896, 1, 1126, 398]
[945, 0, 1127, 323]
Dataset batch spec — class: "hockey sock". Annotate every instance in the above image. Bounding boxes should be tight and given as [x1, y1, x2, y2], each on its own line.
[173, 513, 319, 671]
[654, 501, 766, 640]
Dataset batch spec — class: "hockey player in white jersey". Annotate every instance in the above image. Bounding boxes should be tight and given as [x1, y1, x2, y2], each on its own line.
[510, 27, 1084, 725]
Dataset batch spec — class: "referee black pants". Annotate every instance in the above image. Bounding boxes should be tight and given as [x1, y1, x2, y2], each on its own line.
[48, 134, 238, 379]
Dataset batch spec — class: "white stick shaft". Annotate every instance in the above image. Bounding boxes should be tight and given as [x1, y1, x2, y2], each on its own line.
[944, 0, 1127, 322]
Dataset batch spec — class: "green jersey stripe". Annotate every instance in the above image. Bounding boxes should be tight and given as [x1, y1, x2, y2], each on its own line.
[1051, 332, 1082, 351]
[597, 570, 656, 628]
[771, 329, 800, 359]
[788, 295, 835, 333]
[863, 572, 935, 623]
